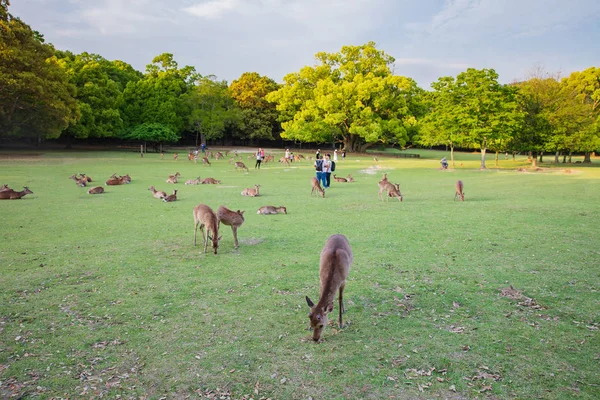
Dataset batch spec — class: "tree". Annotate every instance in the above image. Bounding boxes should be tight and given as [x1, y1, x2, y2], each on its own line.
[267, 42, 423, 152]
[119, 53, 197, 141]
[229, 72, 281, 141]
[0, 2, 79, 143]
[182, 76, 241, 146]
[124, 122, 178, 152]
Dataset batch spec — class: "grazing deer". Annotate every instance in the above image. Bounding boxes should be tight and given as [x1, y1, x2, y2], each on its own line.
[0, 187, 33, 200]
[346, 174, 354, 182]
[201, 177, 221, 184]
[305, 234, 353, 342]
[0, 184, 11, 191]
[173, 153, 178, 161]
[87, 186, 104, 194]
[379, 181, 402, 202]
[148, 185, 167, 199]
[202, 157, 211, 166]
[217, 206, 245, 249]
[166, 172, 180, 184]
[373, 157, 379, 163]
[455, 180, 465, 201]
[311, 177, 325, 198]
[241, 185, 260, 197]
[70, 174, 87, 187]
[333, 174, 347, 183]
[185, 177, 201, 185]
[205, 151, 213, 159]
[163, 189, 178, 202]
[215, 151, 224, 160]
[279, 157, 290, 166]
[257, 205, 287, 215]
[264, 155, 274, 163]
[193, 204, 221, 254]
[235, 161, 249, 172]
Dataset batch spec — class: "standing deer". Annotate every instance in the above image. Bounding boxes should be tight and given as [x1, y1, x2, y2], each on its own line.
[202, 157, 211, 166]
[87, 186, 104, 194]
[305, 234, 353, 342]
[311, 177, 325, 198]
[185, 177, 201, 185]
[241, 185, 260, 197]
[193, 204, 221, 254]
[166, 172, 180, 184]
[163, 189, 178, 202]
[217, 206, 245, 249]
[257, 206, 287, 215]
[235, 161, 249, 172]
[201, 177, 221, 184]
[455, 180, 465, 201]
[0, 187, 33, 200]
[148, 186, 167, 199]
[379, 181, 402, 202]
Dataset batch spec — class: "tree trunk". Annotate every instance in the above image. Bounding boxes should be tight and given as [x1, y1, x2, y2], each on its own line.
[568, 151, 572, 163]
[527, 151, 532, 162]
[480, 147, 487, 169]
[512, 152, 516, 161]
[531, 152, 537, 167]
[583, 152, 592, 163]
[562, 154, 567, 163]
[495, 150, 499, 167]
[554, 151, 559, 163]
[539, 151, 544, 163]
[450, 143, 455, 168]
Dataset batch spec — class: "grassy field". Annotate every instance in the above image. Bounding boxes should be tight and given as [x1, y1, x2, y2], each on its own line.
[1, 147, 599, 399]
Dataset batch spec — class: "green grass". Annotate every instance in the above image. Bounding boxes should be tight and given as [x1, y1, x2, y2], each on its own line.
[1, 148, 599, 399]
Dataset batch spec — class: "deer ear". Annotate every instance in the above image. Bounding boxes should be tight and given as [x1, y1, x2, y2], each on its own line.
[305, 296, 315, 308]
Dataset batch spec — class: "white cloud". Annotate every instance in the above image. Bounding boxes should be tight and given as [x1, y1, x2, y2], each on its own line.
[183, 0, 241, 19]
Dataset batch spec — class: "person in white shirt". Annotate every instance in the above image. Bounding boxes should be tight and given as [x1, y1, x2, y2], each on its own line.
[322, 154, 332, 188]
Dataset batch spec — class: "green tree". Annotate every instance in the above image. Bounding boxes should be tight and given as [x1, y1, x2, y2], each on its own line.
[0, 1, 79, 142]
[182, 76, 241, 147]
[229, 72, 281, 141]
[267, 42, 422, 152]
[119, 53, 197, 141]
[124, 122, 178, 152]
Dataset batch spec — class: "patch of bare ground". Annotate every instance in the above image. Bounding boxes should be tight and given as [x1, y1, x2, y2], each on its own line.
[239, 237, 264, 246]
[0, 153, 43, 161]
[515, 167, 581, 175]
[499, 285, 544, 310]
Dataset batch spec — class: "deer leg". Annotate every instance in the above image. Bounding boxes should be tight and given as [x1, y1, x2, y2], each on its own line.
[232, 226, 239, 249]
[194, 222, 199, 246]
[201, 225, 208, 253]
[338, 283, 346, 327]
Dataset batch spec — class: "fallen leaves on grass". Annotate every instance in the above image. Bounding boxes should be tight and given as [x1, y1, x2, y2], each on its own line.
[500, 285, 544, 310]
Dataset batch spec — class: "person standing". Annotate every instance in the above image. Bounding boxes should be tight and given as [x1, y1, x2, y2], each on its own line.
[201, 143, 206, 154]
[140, 144, 144, 158]
[314, 157, 324, 187]
[333, 149, 338, 162]
[322, 154, 332, 188]
[255, 148, 263, 169]
[260, 148, 265, 161]
[315, 149, 321, 160]
[285, 149, 290, 163]
[342, 149, 346, 160]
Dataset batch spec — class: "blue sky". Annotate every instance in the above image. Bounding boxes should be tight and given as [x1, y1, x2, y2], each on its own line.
[10, 0, 600, 88]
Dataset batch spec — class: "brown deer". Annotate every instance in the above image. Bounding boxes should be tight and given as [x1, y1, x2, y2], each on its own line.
[121, 174, 132, 184]
[163, 189, 178, 202]
[0, 184, 11, 191]
[235, 161, 249, 172]
[379, 181, 402, 202]
[166, 172, 180, 184]
[279, 157, 290, 166]
[215, 151, 224, 160]
[305, 234, 353, 342]
[455, 180, 465, 201]
[105, 176, 125, 185]
[311, 177, 325, 198]
[69, 174, 87, 187]
[185, 177, 201, 185]
[77, 174, 92, 182]
[333, 174, 347, 183]
[87, 186, 104, 194]
[264, 155, 274, 163]
[202, 157, 211, 166]
[257, 205, 287, 215]
[346, 174, 354, 182]
[201, 177, 221, 184]
[148, 186, 167, 199]
[241, 185, 260, 197]
[173, 153, 178, 161]
[0, 187, 33, 200]
[193, 204, 221, 254]
[217, 206, 245, 250]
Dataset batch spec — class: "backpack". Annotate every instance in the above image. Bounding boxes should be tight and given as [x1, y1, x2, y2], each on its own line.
[330, 161, 336, 172]
[315, 159, 323, 172]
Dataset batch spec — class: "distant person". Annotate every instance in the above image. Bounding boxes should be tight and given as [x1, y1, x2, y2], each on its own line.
[285, 149, 290, 163]
[260, 148, 265, 160]
[342, 149, 346, 160]
[201, 143, 206, 153]
[174, 153, 178, 161]
[140, 144, 144, 158]
[160, 151, 164, 160]
[316, 149, 321, 160]
[440, 157, 448, 169]
[314, 156, 324, 187]
[333, 149, 338, 162]
[255, 148, 263, 169]
[322, 154, 332, 188]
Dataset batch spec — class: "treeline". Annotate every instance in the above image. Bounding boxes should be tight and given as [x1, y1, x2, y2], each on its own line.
[1, 1, 599, 165]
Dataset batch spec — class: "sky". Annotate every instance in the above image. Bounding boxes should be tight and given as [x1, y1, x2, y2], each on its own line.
[9, 0, 600, 88]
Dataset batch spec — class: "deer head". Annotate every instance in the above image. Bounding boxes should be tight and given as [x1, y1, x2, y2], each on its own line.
[306, 296, 333, 342]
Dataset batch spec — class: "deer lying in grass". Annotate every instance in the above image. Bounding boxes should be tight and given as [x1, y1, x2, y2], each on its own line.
[0, 184, 11, 191]
[217, 206, 245, 249]
[87, 186, 104, 194]
[166, 172, 180, 184]
[333, 174, 347, 183]
[185, 177, 201, 185]
[235, 161, 249, 172]
[455, 180, 465, 201]
[257, 205, 287, 215]
[78, 174, 92, 182]
[311, 177, 325, 198]
[241, 185, 260, 197]
[202, 157, 211, 166]
[306, 234, 353, 342]
[193, 204, 221, 254]
[201, 177, 221, 184]
[121, 174, 132, 184]
[346, 174, 354, 182]
[148, 186, 167, 199]
[105, 175, 125, 185]
[0, 187, 33, 200]
[163, 189, 178, 202]
[70, 174, 87, 187]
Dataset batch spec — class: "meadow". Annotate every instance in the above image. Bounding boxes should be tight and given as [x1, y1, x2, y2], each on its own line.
[1, 147, 599, 399]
